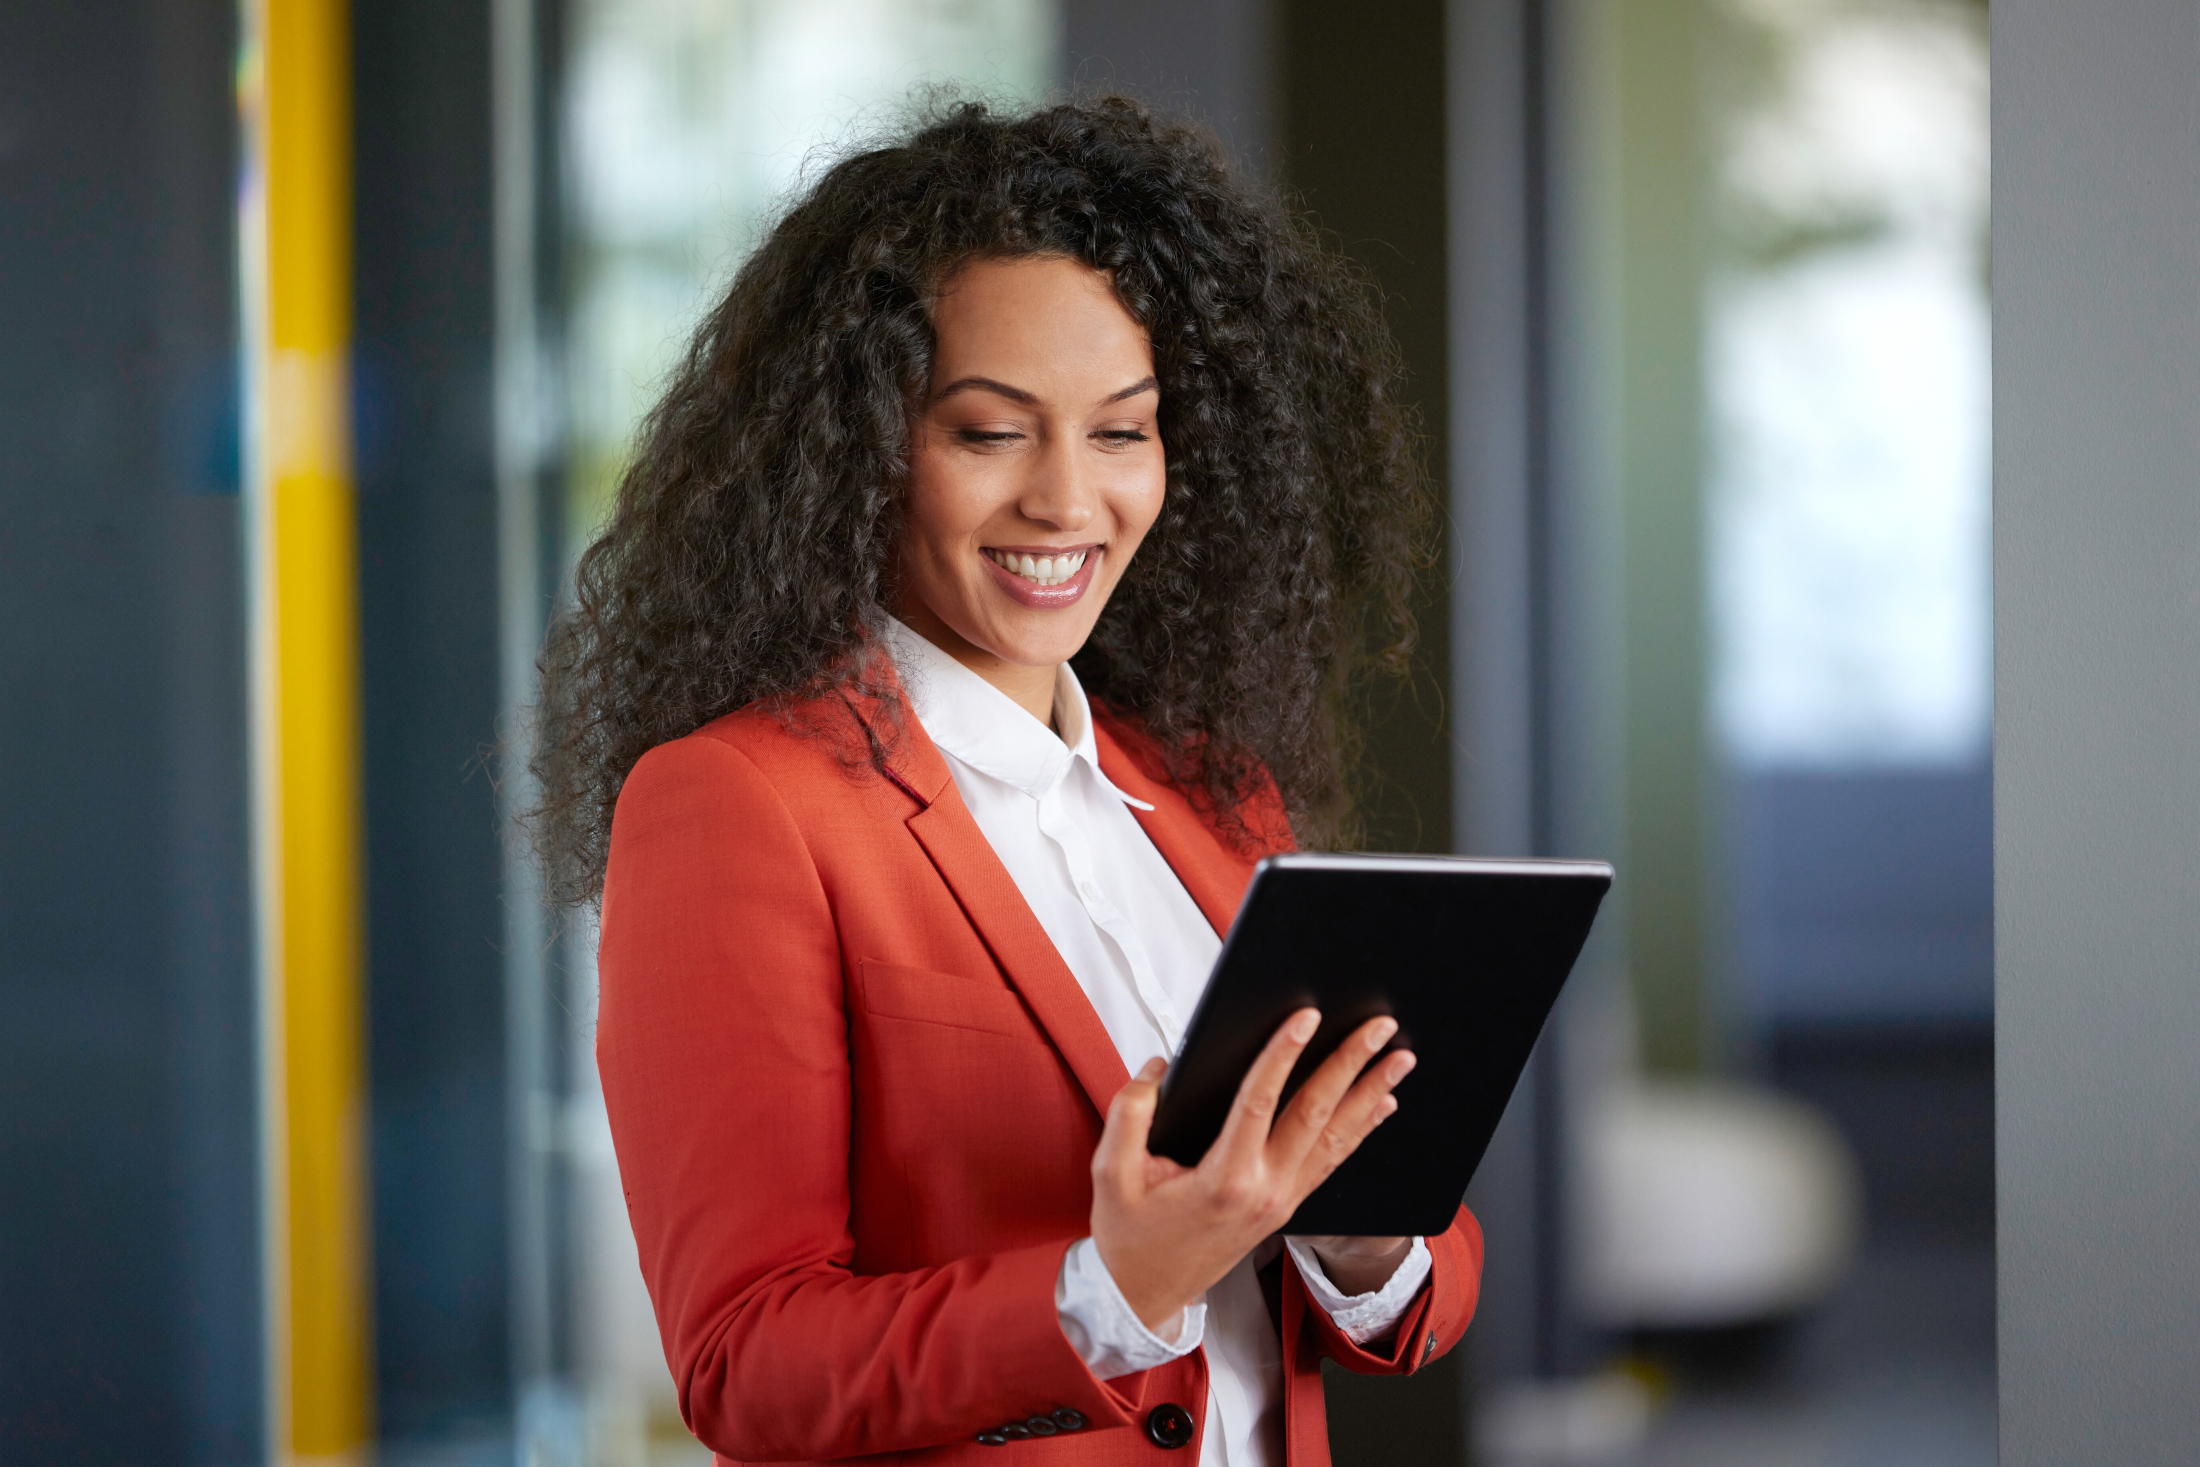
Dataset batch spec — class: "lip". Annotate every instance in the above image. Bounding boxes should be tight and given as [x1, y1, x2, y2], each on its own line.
[986, 543, 1103, 557]
[980, 544, 1102, 610]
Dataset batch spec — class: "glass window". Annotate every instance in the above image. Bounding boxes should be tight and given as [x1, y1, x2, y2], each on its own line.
[1707, 0, 1990, 771]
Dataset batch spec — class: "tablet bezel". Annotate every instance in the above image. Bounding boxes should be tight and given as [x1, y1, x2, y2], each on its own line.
[1148, 852, 1613, 1235]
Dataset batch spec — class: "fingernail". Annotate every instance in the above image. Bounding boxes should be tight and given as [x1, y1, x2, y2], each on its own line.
[1369, 1018, 1399, 1050]
[1292, 1010, 1321, 1042]
[1389, 1051, 1417, 1081]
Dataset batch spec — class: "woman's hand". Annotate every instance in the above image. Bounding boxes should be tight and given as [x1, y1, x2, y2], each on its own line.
[1089, 1009, 1416, 1332]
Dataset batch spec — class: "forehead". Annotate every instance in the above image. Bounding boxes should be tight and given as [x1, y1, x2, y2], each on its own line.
[928, 256, 1152, 382]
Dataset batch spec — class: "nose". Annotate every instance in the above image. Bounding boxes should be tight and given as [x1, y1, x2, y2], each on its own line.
[1015, 427, 1098, 533]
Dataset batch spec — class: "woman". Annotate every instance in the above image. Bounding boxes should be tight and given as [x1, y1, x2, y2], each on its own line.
[534, 98, 1483, 1465]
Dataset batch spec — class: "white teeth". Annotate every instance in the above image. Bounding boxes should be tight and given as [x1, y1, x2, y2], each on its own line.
[988, 548, 1089, 586]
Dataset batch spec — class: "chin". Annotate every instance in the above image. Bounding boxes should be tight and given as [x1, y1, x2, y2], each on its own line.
[982, 619, 1098, 668]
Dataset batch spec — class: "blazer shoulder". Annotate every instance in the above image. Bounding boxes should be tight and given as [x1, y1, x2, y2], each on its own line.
[611, 717, 794, 855]
[611, 707, 790, 809]
[624, 696, 923, 835]
[687, 700, 825, 763]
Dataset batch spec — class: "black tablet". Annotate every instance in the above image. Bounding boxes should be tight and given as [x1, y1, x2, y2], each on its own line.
[1147, 853, 1612, 1237]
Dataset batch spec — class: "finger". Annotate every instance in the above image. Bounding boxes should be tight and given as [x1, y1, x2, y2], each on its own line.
[1092, 1056, 1169, 1191]
[1266, 1016, 1399, 1170]
[1206, 1008, 1321, 1170]
[1291, 1049, 1414, 1193]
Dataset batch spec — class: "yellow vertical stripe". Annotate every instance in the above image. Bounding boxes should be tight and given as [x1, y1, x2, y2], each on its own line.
[243, 0, 373, 1460]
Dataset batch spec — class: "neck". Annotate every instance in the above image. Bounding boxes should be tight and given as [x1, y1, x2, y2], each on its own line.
[895, 604, 1060, 729]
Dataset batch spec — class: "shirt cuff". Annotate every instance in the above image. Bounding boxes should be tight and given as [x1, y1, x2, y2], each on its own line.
[1284, 1235, 1433, 1345]
[1055, 1237, 1206, 1380]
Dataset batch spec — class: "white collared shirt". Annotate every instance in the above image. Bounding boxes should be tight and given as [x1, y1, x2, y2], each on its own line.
[883, 619, 1431, 1467]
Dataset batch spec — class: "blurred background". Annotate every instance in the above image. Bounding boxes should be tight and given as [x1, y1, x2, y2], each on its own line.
[0, 0, 1990, 1463]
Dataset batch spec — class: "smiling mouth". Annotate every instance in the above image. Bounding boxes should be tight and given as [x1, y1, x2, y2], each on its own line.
[983, 546, 1091, 587]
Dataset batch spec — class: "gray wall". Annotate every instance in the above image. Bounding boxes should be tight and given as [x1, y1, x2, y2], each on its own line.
[353, 0, 515, 1442]
[1994, 1, 2200, 1460]
[1062, 0, 1276, 170]
[1730, 768, 1993, 1025]
[0, 2, 260, 1461]
[1278, 0, 1455, 863]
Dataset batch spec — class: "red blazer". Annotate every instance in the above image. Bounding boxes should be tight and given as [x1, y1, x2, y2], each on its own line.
[597, 689, 1483, 1465]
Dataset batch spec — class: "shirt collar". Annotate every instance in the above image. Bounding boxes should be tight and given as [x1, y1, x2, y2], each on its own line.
[882, 616, 1153, 810]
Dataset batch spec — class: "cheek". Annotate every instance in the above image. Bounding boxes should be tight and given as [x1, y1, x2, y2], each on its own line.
[1115, 458, 1169, 545]
[902, 440, 975, 567]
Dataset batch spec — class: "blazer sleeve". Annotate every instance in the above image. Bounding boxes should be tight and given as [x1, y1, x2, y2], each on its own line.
[1295, 1205, 1484, 1376]
[596, 736, 1137, 1460]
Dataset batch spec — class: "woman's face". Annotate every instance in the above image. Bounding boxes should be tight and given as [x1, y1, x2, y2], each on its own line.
[896, 254, 1166, 688]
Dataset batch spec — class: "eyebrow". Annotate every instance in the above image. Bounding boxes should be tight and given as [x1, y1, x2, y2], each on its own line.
[930, 374, 1159, 408]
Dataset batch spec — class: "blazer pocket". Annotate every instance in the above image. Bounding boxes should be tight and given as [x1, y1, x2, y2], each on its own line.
[858, 959, 1036, 1039]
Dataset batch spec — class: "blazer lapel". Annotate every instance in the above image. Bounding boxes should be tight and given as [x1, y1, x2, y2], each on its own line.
[864, 693, 1132, 1118]
[906, 795, 1131, 1116]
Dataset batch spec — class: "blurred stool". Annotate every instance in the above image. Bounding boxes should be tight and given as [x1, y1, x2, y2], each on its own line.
[1580, 1078, 1862, 1330]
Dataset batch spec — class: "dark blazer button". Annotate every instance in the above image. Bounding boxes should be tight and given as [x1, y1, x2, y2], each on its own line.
[998, 1423, 1031, 1439]
[1144, 1403, 1195, 1449]
[1051, 1408, 1087, 1432]
[1024, 1416, 1059, 1436]
[975, 1431, 1009, 1446]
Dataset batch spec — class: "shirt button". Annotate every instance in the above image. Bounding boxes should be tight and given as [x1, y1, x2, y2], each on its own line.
[1079, 880, 1101, 903]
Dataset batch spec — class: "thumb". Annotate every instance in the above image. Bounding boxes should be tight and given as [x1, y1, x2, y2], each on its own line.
[1094, 1057, 1167, 1184]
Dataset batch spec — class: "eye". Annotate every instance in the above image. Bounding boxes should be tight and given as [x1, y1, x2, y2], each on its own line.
[1093, 429, 1151, 448]
[956, 428, 1024, 446]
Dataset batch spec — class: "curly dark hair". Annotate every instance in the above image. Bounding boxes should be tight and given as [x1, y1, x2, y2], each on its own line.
[531, 94, 1431, 908]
